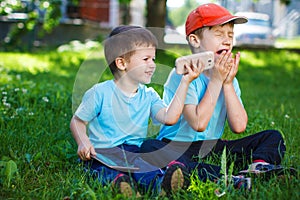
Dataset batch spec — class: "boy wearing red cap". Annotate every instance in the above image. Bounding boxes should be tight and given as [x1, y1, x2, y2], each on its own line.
[141, 3, 289, 187]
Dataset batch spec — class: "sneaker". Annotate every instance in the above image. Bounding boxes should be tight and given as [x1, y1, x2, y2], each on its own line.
[250, 162, 278, 173]
[112, 173, 141, 197]
[239, 162, 297, 179]
[161, 160, 190, 195]
[232, 175, 252, 191]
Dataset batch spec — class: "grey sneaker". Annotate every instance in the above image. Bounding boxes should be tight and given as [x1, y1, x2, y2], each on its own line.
[239, 162, 297, 179]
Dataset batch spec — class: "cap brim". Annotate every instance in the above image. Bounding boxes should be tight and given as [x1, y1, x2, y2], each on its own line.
[230, 16, 248, 24]
[206, 15, 248, 27]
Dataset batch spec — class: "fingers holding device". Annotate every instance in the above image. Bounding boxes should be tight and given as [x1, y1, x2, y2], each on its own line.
[175, 51, 214, 74]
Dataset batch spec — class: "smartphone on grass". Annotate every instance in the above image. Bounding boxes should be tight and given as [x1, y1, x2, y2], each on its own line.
[175, 51, 214, 74]
[91, 153, 140, 172]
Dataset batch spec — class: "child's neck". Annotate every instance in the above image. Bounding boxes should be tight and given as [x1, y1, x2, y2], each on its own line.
[114, 78, 139, 97]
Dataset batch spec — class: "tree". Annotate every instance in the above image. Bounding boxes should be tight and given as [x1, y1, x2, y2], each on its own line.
[146, 0, 167, 28]
[1, 0, 170, 50]
[119, 0, 132, 25]
[0, 0, 63, 50]
[145, 0, 167, 47]
[280, 0, 291, 5]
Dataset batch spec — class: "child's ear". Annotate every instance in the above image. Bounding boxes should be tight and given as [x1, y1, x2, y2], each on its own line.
[115, 57, 127, 71]
[188, 34, 201, 48]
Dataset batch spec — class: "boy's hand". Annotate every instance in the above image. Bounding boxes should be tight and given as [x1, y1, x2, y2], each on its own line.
[77, 142, 96, 161]
[224, 52, 240, 85]
[182, 59, 204, 82]
[211, 50, 233, 83]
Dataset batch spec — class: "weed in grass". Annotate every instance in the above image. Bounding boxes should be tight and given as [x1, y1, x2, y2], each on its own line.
[0, 158, 19, 188]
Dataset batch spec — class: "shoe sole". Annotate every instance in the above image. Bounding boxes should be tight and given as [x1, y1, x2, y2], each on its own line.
[119, 181, 134, 197]
[171, 168, 184, 190]
[162, 164, 190, 195]
[113, 174, 141, 197]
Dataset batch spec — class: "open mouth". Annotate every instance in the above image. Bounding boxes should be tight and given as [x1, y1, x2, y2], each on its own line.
[216, 49, 228, 55]
[145, 71, 154, 76]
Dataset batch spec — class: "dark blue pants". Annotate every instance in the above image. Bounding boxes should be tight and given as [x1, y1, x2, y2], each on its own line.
[140, 130, 286, 182]
[84, 144, 164, 194]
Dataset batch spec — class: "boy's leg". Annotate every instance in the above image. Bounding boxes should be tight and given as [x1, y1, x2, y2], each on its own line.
[131, 147, 190, 195]
[117, 144, 165, 194]
[86, 159, 141, 196]
[130, 156, 166, 195]
[208, 129, 286, 173]
[225, 130, 286, 166]
[141, 139, 223, 185]
[85, 159, 120, 185]
[140, 139, 188, 168]
[141, 138, 215, 167]
[188, 161, 221, 182]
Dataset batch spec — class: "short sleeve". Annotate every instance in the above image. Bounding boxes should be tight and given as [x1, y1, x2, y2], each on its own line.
[75, 85, 102, 122]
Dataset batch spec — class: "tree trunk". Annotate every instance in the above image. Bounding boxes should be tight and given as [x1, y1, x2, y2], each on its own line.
[146, 0, 167, 48]
[146, 0, 167, 28]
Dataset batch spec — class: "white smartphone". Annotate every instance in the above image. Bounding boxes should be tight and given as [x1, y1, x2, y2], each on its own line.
[175, 51, 214, 74]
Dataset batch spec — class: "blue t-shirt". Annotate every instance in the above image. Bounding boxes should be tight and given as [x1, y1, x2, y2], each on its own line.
[158, 69, 243, 142]
[75, 80, 166, 148]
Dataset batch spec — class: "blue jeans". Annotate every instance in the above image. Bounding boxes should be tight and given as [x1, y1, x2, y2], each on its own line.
[141, 129, 286, 182]
[84, 144, 165, 194]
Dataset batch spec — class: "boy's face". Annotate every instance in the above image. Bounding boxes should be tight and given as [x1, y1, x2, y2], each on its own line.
[196, 23, 234, 59]
[125, 47, 156, 84]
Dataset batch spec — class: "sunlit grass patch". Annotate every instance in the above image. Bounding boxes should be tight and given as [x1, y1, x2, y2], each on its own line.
[276, 37, 300, 49]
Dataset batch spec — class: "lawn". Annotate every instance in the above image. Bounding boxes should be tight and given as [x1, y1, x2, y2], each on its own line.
[276, 37, 300, 49]
[0, 43, 299, 199]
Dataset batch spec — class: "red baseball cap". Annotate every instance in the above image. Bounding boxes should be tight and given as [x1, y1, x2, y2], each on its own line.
[185, 3, 248, 36]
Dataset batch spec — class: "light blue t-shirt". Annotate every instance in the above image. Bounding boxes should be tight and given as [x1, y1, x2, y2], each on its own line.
[75, 80, 166, 148]
[158, 69, 242, 142]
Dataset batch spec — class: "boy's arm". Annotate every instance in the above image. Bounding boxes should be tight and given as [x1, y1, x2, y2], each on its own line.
[183, 79, 223, 131]
[223, 52, 248, 133]
[182, 51, 233, 131]
[70, 115, 96, 160]
[155, 64, 202, 125]
[223, 84, 248, 133]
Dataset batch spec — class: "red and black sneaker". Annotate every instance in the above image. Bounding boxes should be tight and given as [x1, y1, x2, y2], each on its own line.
[161, 160, 190, 195]
[112, 173, 141, 197]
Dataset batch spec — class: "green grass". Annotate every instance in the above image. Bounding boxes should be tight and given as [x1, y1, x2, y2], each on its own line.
[0, 45, 299, 199]
[275, 37, 300, 49]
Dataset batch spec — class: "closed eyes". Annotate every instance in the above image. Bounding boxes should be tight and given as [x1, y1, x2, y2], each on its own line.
[215, 30, 233, 38]
[143, 57, 156, 62]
